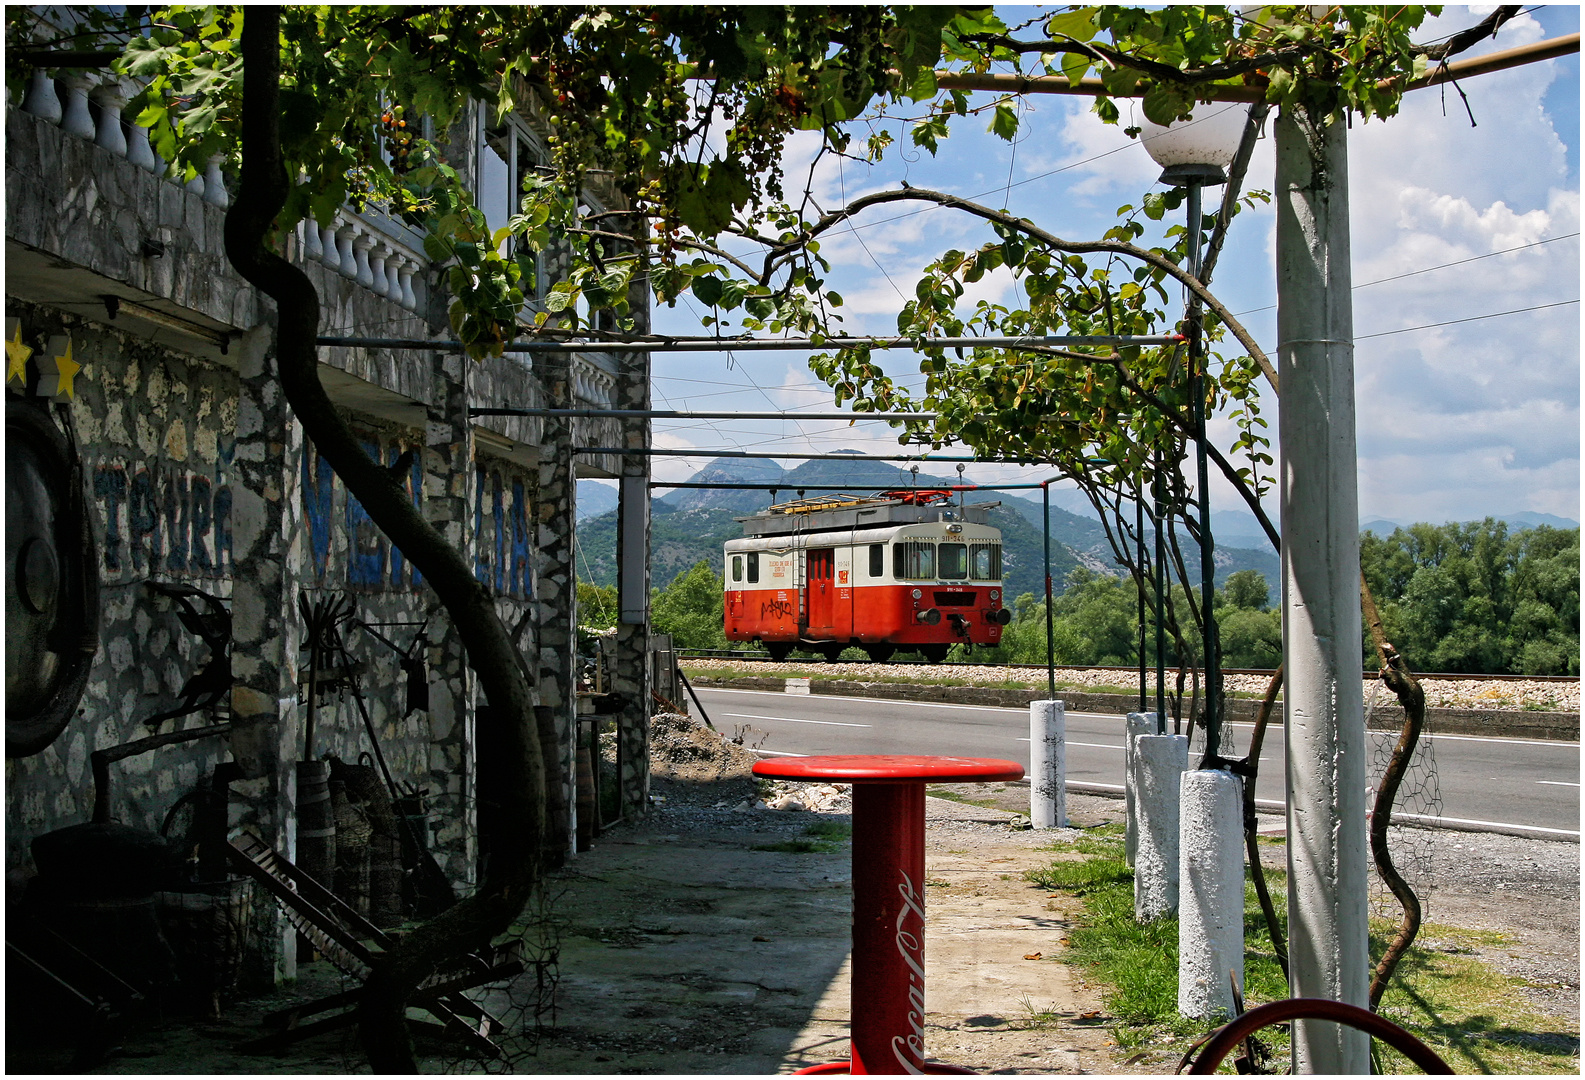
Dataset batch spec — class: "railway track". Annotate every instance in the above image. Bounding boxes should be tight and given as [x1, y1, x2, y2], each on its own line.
[675, 650, 1579, 683]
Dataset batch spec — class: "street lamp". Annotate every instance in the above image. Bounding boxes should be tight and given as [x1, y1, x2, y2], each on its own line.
[1141, 103, 1251, 761]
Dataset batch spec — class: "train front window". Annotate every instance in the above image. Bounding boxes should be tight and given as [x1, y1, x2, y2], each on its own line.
[868, 544, 884, 577]
[747, 552, 759, 583]
[970, 543, 1001, 580]
[731, 555, 743, 582]
[893, 541, 935, 580]
[938, 543, 968, 580]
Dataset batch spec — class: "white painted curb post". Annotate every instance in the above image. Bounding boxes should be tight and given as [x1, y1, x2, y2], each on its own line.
[1123, 712, 1154, 867]
[1132, 733, 1188, 921]
[1178, 769, 1245, 1020]
[1030, 700, 1065, 828]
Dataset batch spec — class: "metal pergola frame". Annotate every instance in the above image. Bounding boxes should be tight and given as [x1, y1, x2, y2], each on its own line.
[319, 333, 1183, 354]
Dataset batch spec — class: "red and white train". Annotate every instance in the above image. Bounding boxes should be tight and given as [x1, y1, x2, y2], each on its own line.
[723, 491, 1013, 663]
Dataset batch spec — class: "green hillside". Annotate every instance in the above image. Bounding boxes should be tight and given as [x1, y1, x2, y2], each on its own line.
[574, 453, 1079, 600]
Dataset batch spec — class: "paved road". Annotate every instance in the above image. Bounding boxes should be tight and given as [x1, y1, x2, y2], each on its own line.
[696, 687, 1581, 837]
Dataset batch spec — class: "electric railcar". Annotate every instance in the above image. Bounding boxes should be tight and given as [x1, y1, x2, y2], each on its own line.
[723, 491, 1013, 663]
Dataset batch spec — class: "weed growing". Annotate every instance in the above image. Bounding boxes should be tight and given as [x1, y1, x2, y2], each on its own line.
[1030, 832, 1579, 1073]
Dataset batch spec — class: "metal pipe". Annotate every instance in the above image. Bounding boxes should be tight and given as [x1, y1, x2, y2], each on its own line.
[929, 33, 1579, 100]
[1154, 450, 1167, 734]
[650, 479, 1061, 491]
[317, 333, 1183, 354]
[472, 408, 938, 420]
[1043, 481, 1056, 699]
[1187, 179, 1221, 762]
[577, 447, 998, 462]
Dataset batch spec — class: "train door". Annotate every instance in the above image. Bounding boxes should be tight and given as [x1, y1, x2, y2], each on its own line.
[805, 547, 836, 638]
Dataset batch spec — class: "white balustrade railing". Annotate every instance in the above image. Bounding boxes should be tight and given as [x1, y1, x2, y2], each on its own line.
[17, 68, 425, 312]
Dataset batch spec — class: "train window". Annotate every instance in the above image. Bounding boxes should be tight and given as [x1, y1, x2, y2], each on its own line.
[747, 552, 759, 583]
[732, 555, 743, 582]
[939, 543, 968, 580]
[868, 544, 884, 577]
[970, 543, 1001, 580]
[893, 541, 935, 580]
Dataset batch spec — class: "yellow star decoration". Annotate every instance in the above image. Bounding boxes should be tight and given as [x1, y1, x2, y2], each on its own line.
[5, 319, 33, 389]
[40, 334, 81, 400]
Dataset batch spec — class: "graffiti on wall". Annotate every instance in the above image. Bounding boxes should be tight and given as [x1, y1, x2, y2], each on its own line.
[473, 462, 531, 600]
[93, 463, 233, 575]
[302, 433, 425, 590]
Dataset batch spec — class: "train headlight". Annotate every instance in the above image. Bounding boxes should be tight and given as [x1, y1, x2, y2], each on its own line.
[990, 590, 1000, 601]
[911, 589, 922, 600]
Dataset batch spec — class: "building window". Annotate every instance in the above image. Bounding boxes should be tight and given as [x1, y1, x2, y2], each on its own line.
[478, 110, 546, 300]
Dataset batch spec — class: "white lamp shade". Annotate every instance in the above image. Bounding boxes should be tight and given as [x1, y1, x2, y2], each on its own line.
[1140, 102, 1252, 173]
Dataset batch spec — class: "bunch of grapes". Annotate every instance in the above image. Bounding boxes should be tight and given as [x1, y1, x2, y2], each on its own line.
[381, 105, 414, 174]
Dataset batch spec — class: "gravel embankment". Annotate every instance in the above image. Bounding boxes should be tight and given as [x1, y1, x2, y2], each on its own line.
[682, 659, 1579, 713]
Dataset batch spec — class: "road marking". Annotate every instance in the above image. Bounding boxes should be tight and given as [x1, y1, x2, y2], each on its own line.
[1016, 737, 1124, 750]
[698, 688, 1116, 718]
[753, 749, 809, 757]
[721, 712, 871, 728]
[1536, 780, 1581, 787]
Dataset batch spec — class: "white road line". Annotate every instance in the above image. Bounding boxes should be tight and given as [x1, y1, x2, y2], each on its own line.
[721, 712, 872, 728]
[697, 688, 1579, 747]
[1015, 738, 1125, 750]
[753, 749, 809, 757]
[1536, 780, 1581, 787]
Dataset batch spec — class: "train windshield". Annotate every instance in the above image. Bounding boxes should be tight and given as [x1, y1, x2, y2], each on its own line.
[938, 543, 968, 580]
[969, 542, 1001, 580]
[893, 541, 935, 579]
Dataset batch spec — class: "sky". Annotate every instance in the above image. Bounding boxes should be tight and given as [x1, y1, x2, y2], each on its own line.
[635, 7, 1581, 529]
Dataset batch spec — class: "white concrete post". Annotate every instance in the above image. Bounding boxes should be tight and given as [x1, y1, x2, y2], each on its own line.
[1276, 106, 1370, 1073]
[1132, 733, 1187, 921]
[1178, 769, 1245, 1020]
[1123, 711, 1154, 866]
[1029, 700, 1065, 828]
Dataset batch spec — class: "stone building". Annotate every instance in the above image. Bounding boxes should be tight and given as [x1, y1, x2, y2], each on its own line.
[5, 67, 652, 984]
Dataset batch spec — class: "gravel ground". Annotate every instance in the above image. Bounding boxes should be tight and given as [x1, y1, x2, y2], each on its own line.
[683, 659, 1580, 713]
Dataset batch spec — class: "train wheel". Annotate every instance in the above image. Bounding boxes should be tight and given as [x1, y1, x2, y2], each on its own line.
[919, 644, 951, 664]
[864, 644, 896, 663]
[764, 642, 793, 662]
[819, 643, 845, 663]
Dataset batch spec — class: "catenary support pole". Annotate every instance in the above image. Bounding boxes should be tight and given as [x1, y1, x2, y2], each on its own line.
[1276, 106, 1370, 1073]
[1178, 769, 1245, 1019]
[1029, 700, 1065, 829]
[1132, 732, 1188, 921]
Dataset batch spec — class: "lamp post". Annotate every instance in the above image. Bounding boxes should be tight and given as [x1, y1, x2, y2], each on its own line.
[1140, 104, 1247, 762]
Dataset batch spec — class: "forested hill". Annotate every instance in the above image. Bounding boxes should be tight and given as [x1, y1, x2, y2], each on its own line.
[574, 454, 1079, 602]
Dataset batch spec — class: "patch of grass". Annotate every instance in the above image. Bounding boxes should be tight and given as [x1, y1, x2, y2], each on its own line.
[751, 831, 849, 850]
[924, 786, 1003, 809]
[1032, 846, 1578, 1073]
[803, 821, 852, 841]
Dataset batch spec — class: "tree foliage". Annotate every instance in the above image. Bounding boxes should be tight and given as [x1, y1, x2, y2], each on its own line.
[650, 560, 728, 651]
[1361, 522, 1580, 676]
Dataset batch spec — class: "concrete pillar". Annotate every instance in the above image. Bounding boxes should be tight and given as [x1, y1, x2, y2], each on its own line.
[534, 356, 578, 857]
[1178, 769, 1244, 1020]
[226, 324, 304, 986]
[613, 348, 651, 818]
[1132, 733, 1187, 921]
[423, 346, 478, 882]
[1029, 700, 1065, 828]
[1123, 711, 1154, 865]
[1275, 105, 1370, 1073]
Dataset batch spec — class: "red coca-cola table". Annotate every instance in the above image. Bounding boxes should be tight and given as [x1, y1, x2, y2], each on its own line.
[753, 755, 1025, 1075]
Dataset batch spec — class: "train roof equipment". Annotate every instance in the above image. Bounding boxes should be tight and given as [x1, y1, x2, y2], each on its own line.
[736, 490, 1001, 538]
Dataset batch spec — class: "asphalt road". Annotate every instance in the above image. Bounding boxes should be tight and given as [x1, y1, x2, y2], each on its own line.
[695, 687, 1582, 838]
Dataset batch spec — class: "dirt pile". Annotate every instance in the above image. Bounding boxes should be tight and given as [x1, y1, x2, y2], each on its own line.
[646, 711, 764, 783]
